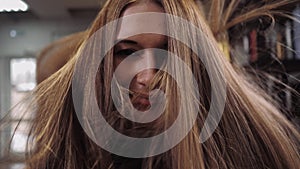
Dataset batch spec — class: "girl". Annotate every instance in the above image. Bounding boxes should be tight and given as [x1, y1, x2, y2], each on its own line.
[21, 0, 300, 168]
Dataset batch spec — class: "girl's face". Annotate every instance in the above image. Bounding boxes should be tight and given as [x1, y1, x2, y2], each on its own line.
[113, 2, 167, 111]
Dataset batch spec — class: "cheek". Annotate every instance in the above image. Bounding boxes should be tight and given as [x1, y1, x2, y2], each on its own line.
[113, 58, 138, 87]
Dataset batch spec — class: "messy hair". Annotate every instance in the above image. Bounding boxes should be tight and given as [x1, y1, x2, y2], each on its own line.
[12, 0, 300, 169]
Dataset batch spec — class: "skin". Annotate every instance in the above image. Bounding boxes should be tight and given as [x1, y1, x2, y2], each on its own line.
[113, 2, 167, 111]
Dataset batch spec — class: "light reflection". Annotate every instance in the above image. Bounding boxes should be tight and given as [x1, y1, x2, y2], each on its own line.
[0, 0, 29, 12]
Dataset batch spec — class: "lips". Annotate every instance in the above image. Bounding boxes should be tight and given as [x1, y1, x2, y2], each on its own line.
[136, 96, 150, 106]
[130, 92, 151, 110]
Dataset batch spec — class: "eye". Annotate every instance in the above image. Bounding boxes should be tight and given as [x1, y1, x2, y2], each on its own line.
[115, 49, 137, 58]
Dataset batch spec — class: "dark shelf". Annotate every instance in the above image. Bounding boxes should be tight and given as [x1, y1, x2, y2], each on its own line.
[282, 60, 300, 73]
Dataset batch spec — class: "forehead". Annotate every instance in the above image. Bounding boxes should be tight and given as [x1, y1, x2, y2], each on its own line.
[117, 2, 166, 39]
[122, 1, 164, 15]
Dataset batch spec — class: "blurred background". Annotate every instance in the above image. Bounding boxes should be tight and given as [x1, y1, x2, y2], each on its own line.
[0, 0, 104, 168]
[0, 0, 300, 169]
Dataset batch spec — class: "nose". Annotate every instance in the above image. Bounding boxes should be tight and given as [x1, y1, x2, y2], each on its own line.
[136, 69, 156, 87]
[136, 50, 157, 87]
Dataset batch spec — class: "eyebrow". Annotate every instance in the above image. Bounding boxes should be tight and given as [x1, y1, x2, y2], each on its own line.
[115, 39, 138, 45]
[114, 39, 168, 48]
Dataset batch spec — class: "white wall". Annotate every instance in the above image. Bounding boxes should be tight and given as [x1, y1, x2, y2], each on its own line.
[0, 57, 11, 157]
[0, 18, 92, 58]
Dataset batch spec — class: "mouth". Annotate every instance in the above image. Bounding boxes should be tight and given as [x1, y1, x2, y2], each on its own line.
[135, 96, 151, 106]
[130, 92, 151, 110]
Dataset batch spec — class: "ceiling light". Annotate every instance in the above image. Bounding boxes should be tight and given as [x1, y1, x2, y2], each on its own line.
[0, 0, 29, 12]
[10, 30, 17, 38]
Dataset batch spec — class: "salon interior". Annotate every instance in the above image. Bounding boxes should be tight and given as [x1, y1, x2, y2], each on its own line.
[0, 0, 300, 168]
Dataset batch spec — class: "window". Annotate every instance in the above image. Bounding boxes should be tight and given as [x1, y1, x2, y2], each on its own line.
[0, 57, 36, 169]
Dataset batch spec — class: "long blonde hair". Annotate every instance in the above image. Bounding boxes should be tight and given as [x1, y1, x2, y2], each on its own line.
[23, 0, 300, 169]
